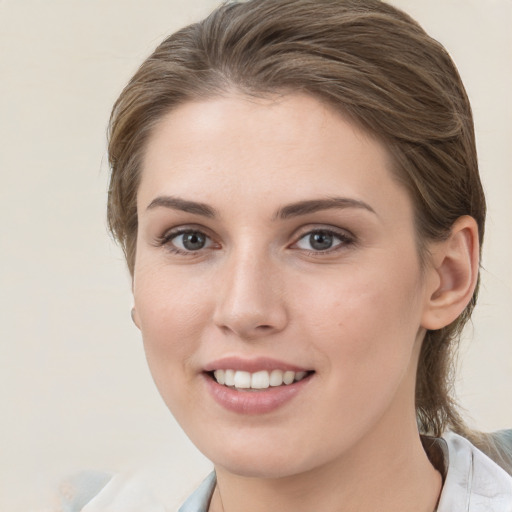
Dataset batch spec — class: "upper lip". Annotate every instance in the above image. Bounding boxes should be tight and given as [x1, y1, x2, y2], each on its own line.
[203, 356, 311, 373]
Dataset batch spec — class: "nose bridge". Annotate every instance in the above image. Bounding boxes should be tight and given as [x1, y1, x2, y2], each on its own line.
[213, 242, 287, 338]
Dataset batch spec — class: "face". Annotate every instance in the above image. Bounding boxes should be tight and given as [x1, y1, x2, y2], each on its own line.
[134, 94, 434, 478]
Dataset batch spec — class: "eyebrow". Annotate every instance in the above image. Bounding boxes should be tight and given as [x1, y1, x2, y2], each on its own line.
[145, 195, 376, 219]
[146, 196, 216, 217]
[274, 197, 376, 220]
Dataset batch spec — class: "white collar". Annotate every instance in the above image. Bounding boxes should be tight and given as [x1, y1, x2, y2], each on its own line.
[436, 432, 512, 511]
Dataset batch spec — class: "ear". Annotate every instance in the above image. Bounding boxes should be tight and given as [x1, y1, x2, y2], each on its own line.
[131, 307, 141, 330]
[421, 215, 480, 330]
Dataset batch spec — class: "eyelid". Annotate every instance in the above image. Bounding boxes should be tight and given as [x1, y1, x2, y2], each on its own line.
[292, 224, 355, 240]
[156, 225, 219, 255]
[290, 225, 356, 253]
[159, 223, 213, 241]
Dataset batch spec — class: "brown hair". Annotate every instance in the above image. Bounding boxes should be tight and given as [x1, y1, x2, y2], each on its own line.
[108, 0, 492, 457]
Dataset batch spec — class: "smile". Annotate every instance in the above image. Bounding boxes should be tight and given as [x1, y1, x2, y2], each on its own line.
[212, 369, 311, 390]
[203, 357, 315, 413]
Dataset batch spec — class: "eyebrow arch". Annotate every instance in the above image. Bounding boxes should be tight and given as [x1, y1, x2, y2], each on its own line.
[146, 196, 216, 217]
[275, 197, 376, 220]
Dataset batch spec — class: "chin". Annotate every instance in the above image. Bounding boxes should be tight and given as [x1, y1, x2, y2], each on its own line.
[214, 454, 308, 479]
[194, 432, 323, 479]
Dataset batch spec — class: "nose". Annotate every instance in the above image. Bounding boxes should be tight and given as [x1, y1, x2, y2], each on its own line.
[213, 250, 288, 340]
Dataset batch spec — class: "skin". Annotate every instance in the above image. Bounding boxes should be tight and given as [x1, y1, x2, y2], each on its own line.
[133, 93, 478, 511]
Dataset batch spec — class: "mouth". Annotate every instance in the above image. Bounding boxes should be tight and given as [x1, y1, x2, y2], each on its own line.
[206, 369, 314, 391]
[203, 359, 315, 414]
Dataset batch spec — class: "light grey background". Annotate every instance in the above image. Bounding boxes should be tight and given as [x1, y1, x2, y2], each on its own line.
[1, 1, 511, 510]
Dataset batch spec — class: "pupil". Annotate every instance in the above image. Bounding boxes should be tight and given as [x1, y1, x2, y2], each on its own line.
[310, 232, 333, 250]
[183, 232, 206, 250]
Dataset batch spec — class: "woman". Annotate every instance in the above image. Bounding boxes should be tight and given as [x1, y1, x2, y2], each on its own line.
[63, 0, 512, 510]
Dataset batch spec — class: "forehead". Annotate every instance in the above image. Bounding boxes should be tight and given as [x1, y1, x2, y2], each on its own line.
[138, 93, 412, 223]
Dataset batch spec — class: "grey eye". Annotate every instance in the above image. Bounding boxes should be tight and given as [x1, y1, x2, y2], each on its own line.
[308, 232, 334, 250]
[295, 230, 348, 252]
[173, 231, 209, 251]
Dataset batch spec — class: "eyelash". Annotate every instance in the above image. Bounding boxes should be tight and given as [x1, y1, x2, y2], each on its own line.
[293, 228, 355, 255]
[157, 228, 216, 256]
[157, 227, 355, 256]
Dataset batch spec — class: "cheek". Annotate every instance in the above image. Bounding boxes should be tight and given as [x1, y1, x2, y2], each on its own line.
[295, 259, 424, 381]
[133, 264, 212, 396]
[135, 262, 211, 333]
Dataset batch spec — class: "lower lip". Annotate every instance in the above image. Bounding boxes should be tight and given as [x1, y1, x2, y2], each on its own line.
[203, 373, 313, 415]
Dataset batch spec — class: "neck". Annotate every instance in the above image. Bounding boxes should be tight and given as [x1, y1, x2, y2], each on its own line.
[209, 404, 442, 512]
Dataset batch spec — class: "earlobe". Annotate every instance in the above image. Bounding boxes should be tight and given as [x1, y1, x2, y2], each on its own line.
[131, 307, 141, 330]
[421, 216, 479, 331]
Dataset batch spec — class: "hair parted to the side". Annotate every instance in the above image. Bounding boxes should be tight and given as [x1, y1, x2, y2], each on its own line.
[107, 0, 497, 462]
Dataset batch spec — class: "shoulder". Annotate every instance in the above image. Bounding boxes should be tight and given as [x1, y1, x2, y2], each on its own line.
[177, 472, 216, 512]
[57, 469, 181, 512]
[57, 469, 215, 511]
[437, 432, 512, 512]
[57, 470, 112, 512]
[488, 429, 512, 474]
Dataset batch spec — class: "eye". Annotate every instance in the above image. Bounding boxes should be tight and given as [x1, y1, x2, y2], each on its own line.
[165, 229, 214, 253]
[294, 229, 352, 252]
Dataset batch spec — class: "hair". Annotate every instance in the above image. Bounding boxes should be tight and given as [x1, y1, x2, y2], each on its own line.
[107, 0, 510, 470]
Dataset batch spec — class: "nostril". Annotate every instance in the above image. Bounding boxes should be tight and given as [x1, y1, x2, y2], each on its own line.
[214, 304, 288, 339]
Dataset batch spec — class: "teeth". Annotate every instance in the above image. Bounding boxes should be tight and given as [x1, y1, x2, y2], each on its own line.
[234, 371, 251, 389]
[269, 369, 284, 387]
[251, 370, 270, 389]
[213, 369, 225, 385]
[212, 369, 310, 389]
[283, 371, 295, 385]
[224, 369, 235, 386]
